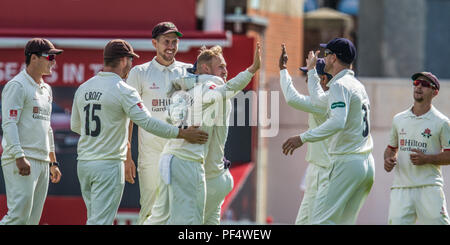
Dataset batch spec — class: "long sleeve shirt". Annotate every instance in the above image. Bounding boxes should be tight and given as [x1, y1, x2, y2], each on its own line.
[71, 72, 179, 161]
[280, 69, 330, 168]
[300, 69, 373, 156]
[163, 70, 254, 171]
[1, 69, 55, 163]
[126, 57, 192, 159]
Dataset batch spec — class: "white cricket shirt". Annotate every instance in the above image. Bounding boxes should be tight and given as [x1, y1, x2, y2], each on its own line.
[126, 58, 192, 155]
[1, 69, 55, 163]
[163, 70, 254, 168]
[279, 69, 330, 168]
[71, 72, 179, 161]
[300, 69, 373, 155]
[388, 106, 450, 188]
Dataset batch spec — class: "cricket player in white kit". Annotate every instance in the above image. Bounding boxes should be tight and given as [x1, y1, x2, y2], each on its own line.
[70, 39, 208, 225]
[384, 71, 450, 225]
[125, 22, 193, 225]
[147, 44, 261, 225]
[278, 44, 332, 224]
[1, 38, 62, 225]
[282, 38, 374, 225]
[198, 45, 260, 224]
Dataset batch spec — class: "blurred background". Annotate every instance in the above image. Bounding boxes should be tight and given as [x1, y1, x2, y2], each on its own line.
[0, 0, 449, 225]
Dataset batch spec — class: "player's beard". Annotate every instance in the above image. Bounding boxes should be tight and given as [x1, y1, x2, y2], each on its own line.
[414, 96, 424, 103]
[413, 87, 424, 102]
[159, 49, 177, 63]
[121, 62, 132, 79]
[413, 93, 426, 103]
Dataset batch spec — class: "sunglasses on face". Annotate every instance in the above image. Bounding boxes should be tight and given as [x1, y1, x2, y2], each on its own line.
[40, 53, 56, 61]
[324, 50, 334, 57]
[413, 79, 436, 89]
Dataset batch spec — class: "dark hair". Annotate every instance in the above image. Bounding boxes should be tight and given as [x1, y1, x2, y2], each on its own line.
[104, 57, 121, 68]
[25, 52, 40, 66]
[325, 73, 333, 81]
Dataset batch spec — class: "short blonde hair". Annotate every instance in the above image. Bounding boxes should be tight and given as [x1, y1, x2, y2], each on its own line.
[196, 45, 223, 70]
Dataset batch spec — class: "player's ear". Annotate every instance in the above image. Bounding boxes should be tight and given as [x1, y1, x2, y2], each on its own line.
[433, 89, 438, 96]
[119, 56, 128, 66]
[152, 38, 157, 48]
[200, 63, 209, 73]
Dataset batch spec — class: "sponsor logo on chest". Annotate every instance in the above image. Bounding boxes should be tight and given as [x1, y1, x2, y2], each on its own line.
[151, 98, 172, 112]
[399, 127, 435, 153]
[32, 106, 51, 121]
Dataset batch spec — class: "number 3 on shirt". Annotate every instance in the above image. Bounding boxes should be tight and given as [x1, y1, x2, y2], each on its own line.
[362, 104, 370, 137]
[83, 104, 101, 137]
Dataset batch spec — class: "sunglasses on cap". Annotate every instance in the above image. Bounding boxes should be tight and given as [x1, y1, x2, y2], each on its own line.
[40, 53, 56, 61]
[413, 79, 436, 89]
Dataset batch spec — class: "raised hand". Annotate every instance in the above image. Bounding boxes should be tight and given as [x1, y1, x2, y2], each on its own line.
[306, 50, 320, 71]
[248, 42, 262, 74]
[279, 44, 288, 70]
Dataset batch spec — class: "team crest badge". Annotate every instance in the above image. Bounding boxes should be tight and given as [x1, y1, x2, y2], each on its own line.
[421, 128, 432, 138]
[9, 109, 18, 119]
[399, 128, 407, 136]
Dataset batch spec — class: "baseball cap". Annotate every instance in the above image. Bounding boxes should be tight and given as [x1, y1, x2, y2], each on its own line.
[25, 38, 63, 55]
[299, 58, 327, 75]
[152, 22, 183, 39]
[187, 61, 197, 74]
[411, 71, 440, 90]
[320, 37, 356, 64]
[103, 39, 140, 59]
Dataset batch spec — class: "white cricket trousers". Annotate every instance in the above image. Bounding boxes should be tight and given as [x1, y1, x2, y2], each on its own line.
[0, 158, 49, 225]
[145, 154, 206, 225]
[311, 153, 375, 225]
[136, 147, 161, 225]
[388, 186, 450, 225]
[204, 169, 234, 225]
[77, 160, 125, 225]
[296, 163, 329, 224]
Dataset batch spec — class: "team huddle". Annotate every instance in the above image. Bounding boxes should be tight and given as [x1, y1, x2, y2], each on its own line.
[1, 21, 449, 225]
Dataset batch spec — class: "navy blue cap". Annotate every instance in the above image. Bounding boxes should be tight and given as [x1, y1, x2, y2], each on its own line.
[320, 37, 356, 64]
[187, 61, 197, 74]
[299, 58, 327, 75]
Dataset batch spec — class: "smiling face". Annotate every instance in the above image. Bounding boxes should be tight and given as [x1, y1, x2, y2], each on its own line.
[209, 55, 228, 82]
[152, 33, 179, 65]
